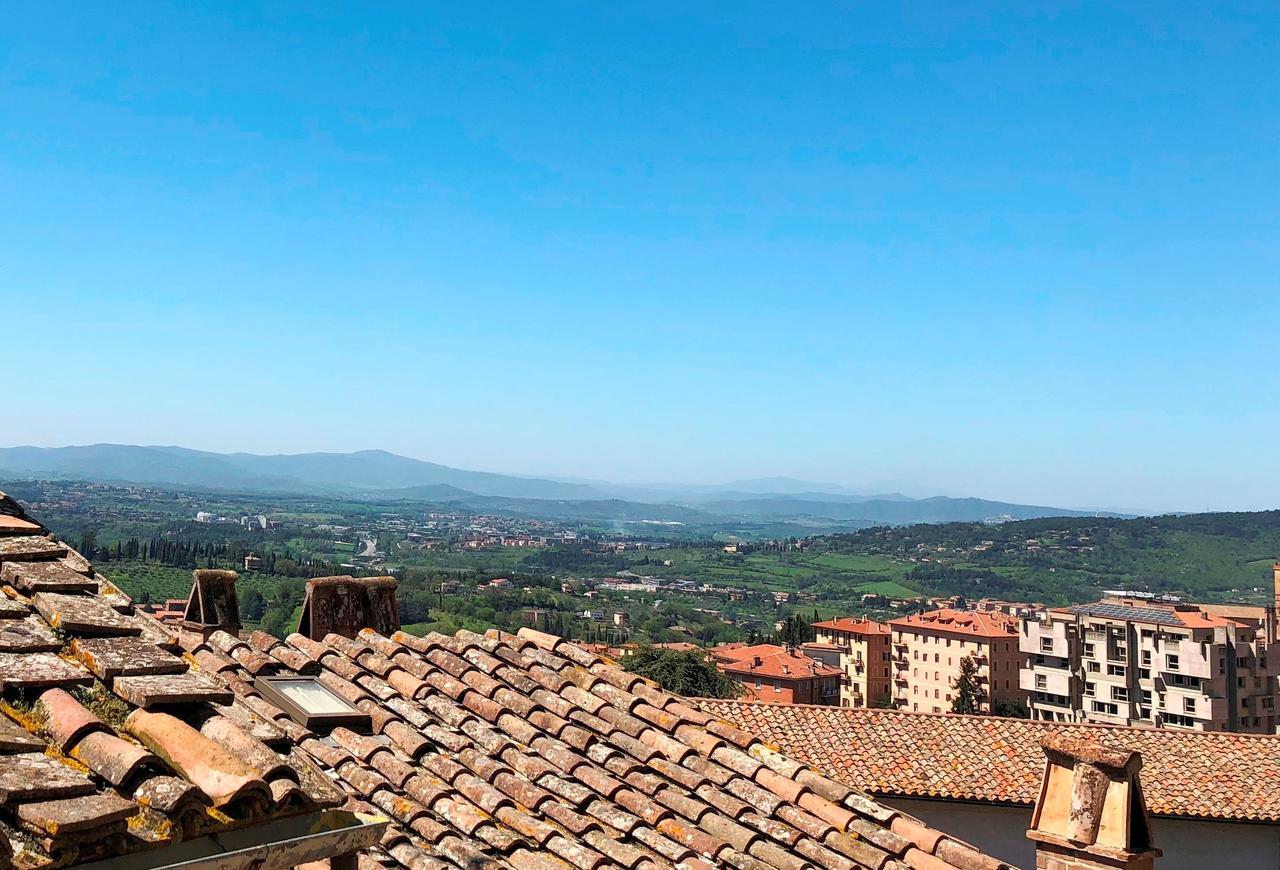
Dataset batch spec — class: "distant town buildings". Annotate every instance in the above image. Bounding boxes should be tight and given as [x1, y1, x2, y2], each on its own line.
[889, 608, 1028, 714]
[710, 642, 842, 705]
[1021, 594, 1280, 732]
[810, 617, 893, 708]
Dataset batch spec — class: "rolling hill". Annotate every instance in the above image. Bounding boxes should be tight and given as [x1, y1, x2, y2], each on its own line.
[0, 444, 1126, 527]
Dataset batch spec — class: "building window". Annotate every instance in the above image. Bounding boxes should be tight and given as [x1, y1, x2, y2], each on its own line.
[1035, 674, 1047, 690]
[1184, 697, 1196, 713]
[1166, 654, 1180, 671]
[1041, 637, 1054, 652]
[1107, 664, 1125, 677]
[1087, 661, 1100, 673]
[773, 680, 781, 693]
[1084, 642, 1095, 657]
[1084, 682, 1095, 697]
[1141, 650, 1152, 666]
[254, 676, 371, 731]
[1112, 686, 1128, 702]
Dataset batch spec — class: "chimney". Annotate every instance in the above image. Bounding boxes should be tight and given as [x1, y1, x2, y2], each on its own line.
[297, 575, 400, 641]
[1272, 563, 1280, 642]
[1027, 734, 1159, 870]
[180, 569, 242, 637]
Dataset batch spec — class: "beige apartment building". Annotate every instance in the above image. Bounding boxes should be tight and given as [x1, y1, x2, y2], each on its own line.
[1020, 598, 1280, 732]
[810, 617, 892, 707]
[888, 609, 1027, 714]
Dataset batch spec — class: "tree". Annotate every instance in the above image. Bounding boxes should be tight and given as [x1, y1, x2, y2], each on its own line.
[951, 655, 982, 714]
[775, 614, 815, 648]
[623, 648, 742, 699]
[241, 588, 266, 621]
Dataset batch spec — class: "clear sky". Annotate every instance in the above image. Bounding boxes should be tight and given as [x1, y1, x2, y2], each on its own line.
[1, 3, 1277, 512]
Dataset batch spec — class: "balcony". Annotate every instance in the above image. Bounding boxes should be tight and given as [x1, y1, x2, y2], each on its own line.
[894, 659, 908, 670]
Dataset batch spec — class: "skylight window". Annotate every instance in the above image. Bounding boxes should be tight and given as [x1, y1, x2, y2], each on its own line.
[255, 676, 371, 731]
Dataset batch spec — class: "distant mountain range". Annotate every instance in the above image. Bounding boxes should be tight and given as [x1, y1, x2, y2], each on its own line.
[0, 444, 1129, 526]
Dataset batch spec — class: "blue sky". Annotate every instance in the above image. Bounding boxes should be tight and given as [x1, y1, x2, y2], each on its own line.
[1, 3, 1277, 511]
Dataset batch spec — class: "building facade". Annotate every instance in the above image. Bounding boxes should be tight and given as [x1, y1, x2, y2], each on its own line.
[889, 609, 1027, 714]
[711, 643, 843, 705]
[1020, 598, 1280, 732]
[811, 617, 893, 707]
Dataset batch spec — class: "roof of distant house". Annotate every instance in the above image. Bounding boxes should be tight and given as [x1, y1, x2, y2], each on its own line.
[0, 490, 1010, 869]
[812, 617, 891, 636]
[698, 701, 1280, 824]
[712, 643, 843, 680]
[888, 608, 1019, 639]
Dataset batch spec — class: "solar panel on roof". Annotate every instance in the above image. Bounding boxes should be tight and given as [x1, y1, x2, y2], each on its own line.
[1069, 603, 1185, 626]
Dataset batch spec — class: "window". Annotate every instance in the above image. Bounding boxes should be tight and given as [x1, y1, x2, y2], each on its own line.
[1091, 701, 1118, 715]
[1141, 650, 1152, 666]
[1084, 682, 1095, 697]
[773, 680, 781, 693]
[1084, 642, 1095, 657]
[1184, 697, 1196, 713]
[1087, 661, 1100, 673]
[1035, 674, 1047, 690]
[255, 676, 371, 731]
[1112, 686, 1128, 702]
[1166, 654, 1180, 671]
[1114, 646, 1127, 662]
[1107, 664, 1126, 677]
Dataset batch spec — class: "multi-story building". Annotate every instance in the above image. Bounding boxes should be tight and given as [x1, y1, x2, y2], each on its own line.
[889, 609, 1027, 714]
[711, 643, 843, 705]
[810, 617, 893, 707]
[1020, 598, 1280, 732]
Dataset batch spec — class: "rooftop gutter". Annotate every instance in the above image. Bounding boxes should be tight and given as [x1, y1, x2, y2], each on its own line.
[68, 810, 388, 870]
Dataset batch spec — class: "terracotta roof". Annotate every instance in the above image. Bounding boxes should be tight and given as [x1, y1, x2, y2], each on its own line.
[812, 619, 890, 636]
[711, 644, 843, 680]
[697, 701, 1280, 824]
[887, 609, 1018, 639]
[0, 493, 348, 868]
[0, 490, 1014, 869]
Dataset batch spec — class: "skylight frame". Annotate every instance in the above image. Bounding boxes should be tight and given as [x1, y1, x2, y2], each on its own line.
[254, 675, 371, 732]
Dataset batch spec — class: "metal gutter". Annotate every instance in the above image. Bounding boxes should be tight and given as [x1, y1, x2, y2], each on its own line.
[69, 810, 388, 870]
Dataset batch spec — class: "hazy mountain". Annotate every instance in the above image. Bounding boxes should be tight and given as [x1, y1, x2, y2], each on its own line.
[0, 445, 608, 500]
[0, 444, 1127, 525]
[699, 495, 1123, 524]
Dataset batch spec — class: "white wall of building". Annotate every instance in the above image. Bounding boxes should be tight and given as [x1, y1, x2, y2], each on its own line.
[886, 797, 1280, 870]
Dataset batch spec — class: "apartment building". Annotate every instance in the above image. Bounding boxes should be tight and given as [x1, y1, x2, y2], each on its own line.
[811, 617, 893, 707]
[1020, 598, 1280, 732]
[711, 643, 843, 705]
[889, 609, 1027, 714]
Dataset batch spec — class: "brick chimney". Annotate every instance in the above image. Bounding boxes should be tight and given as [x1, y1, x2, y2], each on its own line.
[297, 575, 400, 641]
[1026, 733, 1160, 870]
[181, 569, 242, 637]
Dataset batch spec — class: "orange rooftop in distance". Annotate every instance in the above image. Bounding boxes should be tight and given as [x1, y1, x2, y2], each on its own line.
[887, 608, 1019, 638]
[711, 643, 843, 706]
